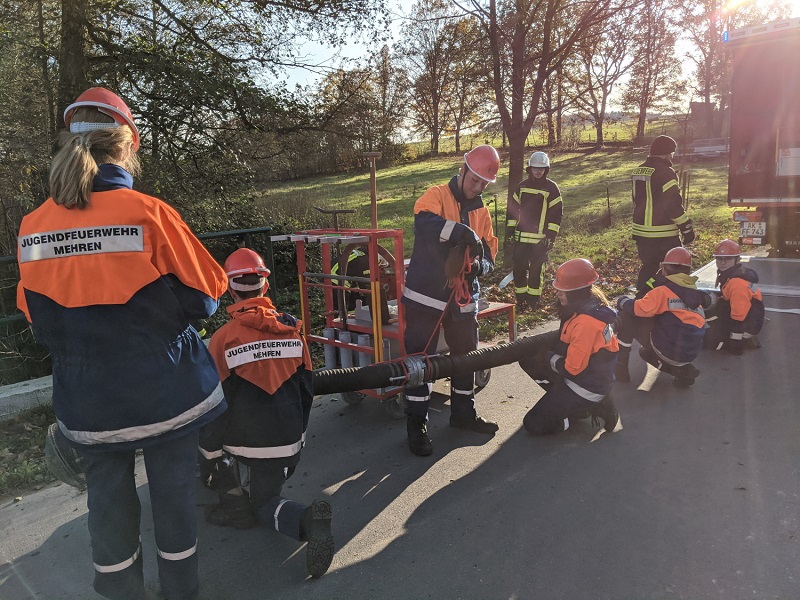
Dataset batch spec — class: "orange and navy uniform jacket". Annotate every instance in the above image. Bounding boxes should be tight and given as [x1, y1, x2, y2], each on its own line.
[548, 299, 619, 401]
[507, 175, 562, 244]
[402, 175, 499, 316]
[620, 272, 706, 363]
[631, 156, 692, 240]
[16, 164, 228, 451]
[718, 264, 764, 337]
[201, 296, 313, 468]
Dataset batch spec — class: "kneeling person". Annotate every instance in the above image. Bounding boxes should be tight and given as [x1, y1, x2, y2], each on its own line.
[705, 239, 764, 355]
[521, 259, 621, 435]
[199, 248, 334, 578]
[616, 247, 706, 387]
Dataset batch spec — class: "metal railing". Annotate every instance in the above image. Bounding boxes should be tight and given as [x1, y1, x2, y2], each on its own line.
[0, 226, 274, 327]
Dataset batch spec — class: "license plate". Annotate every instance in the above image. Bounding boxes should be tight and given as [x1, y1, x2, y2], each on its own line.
[740, 221, 766, 236]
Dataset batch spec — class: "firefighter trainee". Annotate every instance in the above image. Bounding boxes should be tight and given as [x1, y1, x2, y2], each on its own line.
[401, 145, 501, 457]
[631, 135, 696, 296]
[199, 248, 334, 579]
[519, 259, 621, 436]
[704, 239, 764, 355]
[506, 151, 563, 309]
[615, 247, 706, 388]
[16, 88, 228, 600]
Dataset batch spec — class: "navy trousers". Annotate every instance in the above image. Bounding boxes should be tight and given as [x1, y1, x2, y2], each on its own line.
[80, 430, 200, 600]
[403, 304, 478, 421]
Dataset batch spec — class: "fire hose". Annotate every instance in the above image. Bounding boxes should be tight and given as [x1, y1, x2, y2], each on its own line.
[313, 328, 561, 396]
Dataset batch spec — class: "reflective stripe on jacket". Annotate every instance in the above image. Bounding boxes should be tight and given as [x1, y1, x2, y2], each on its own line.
[17, 164, 228, 450]
[508, 177, 562, 243]
[205, 297, 313, 464]
[631, 157, 689, 239]
[402, 176, 498, 315]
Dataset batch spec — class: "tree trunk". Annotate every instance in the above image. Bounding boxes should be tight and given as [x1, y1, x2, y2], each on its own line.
[595, 118, 604, 148]
[58, 0, 89, 125]
[636, 104, 647, 142]
[37, 0, 56, 142]
[506, 129, 527, 204]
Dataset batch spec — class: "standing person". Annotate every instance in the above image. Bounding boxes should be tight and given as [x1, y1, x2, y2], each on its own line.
[199, 248, 334, 579]
[506, 151, 563, 309]
[401, 145, 500, 457]
[615, 247, 706, 387]
[519, 259, 621, 436]
[704, 239, 764, 354]
[16, 87, 228, 600]
[631, 135, 696, 297]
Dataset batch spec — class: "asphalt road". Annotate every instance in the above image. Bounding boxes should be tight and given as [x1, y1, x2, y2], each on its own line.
[2, 266, 799, 600]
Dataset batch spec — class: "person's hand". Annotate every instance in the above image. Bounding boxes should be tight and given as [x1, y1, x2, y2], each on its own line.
[616, 296, 632, 311]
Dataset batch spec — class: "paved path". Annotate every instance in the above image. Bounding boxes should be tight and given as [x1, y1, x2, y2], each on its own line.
[2, 276, 800, 599]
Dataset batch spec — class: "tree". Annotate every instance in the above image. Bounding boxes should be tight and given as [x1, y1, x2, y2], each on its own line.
[458, 0, 633, 201]
[620, 0, 684, 142]
[567, 9, 636, 147]
[399, 0, 462, 156]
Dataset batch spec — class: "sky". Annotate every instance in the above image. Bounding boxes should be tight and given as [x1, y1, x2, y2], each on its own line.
[281, 0, 800, 90]
[282, 0, 413, 88]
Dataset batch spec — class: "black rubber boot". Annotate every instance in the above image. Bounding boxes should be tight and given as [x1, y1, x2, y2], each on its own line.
[301, 499, 334, 578]
[449, 414, 499, 434]
[206, 492, 257, 529]
[673, 363, 700, 388]
[615, 348, 631, 383]
[407, 416, 433, 456]
[591, 395, 622, 432]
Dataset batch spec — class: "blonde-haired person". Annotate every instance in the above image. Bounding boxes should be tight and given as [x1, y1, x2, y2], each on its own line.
[519, 259, 621, 436]
[17, 87, 228, 600]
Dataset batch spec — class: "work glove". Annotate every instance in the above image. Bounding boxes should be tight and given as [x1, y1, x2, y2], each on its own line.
[679, 221, 696, 245]
[445, 241, 468, 286]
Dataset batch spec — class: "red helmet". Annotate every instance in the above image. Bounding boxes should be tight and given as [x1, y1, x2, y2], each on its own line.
[661, 246, 692, 268]
[224, 248, 271, 293]
[713, 239, 741, 257]
[553, 258, 599, 291]
[64, 87, 140, 151]
[463, 145, 500, 183]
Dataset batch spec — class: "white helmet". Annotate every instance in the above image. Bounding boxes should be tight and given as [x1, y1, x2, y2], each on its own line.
[528, 151, 550, 169]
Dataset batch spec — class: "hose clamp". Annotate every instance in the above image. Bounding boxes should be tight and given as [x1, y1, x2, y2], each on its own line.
[403, 355, 427, 389]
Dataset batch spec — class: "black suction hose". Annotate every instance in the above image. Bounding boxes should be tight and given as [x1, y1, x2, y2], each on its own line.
[313, 328, 560, 396]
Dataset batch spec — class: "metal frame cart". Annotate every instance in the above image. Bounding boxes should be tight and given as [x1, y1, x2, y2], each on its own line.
[274, 227, 517, 419]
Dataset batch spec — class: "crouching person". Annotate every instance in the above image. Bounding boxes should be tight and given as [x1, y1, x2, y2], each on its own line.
[616, 247, 706, 388]
[199, 249, 334, 578]
[704, 239, 764, 355]
[520, 259, 621, 436]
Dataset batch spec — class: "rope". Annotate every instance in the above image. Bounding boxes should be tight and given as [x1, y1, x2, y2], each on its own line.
[449, 246, 473, 308]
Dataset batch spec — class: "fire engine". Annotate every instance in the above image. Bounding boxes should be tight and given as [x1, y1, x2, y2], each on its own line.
[725, 18, 800, 254]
